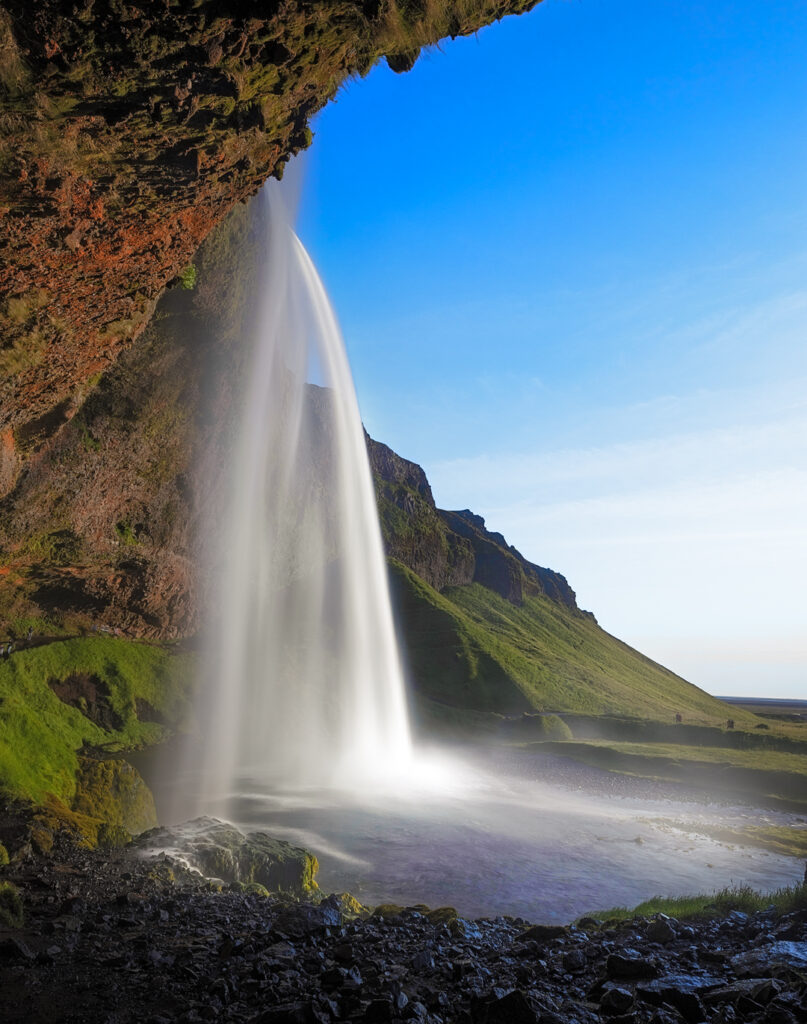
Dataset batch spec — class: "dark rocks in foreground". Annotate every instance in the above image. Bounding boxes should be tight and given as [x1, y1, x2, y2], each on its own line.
[1, 847, 806, 1024]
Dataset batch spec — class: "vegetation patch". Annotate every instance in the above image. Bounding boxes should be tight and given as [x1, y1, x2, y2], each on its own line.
[391, 562, 756, 726]
[0, 881, 23, 928]
[526, 740, 807, 809]
[0, 636, 194, 807]
[72, 757, 157, 836]
[588, 882, 807, 924]
[177, 264, 197, 291]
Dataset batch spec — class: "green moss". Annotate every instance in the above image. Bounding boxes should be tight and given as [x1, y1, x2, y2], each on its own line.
[24, 529, 82, 566]
[178, 264, 197, 290]
[426, 906, 459, 925]
[0, 842, 8, 866]
[0, 882, 23, 928]
[72, 757, 157, 835]
[97, 822, 133, 849]
[229, 881, 270, 896]
[372, 903, 405, 919]
[331, 892, 369, 919]
[115, 520, 139, 546]
[0, 636, 194, 806]
[78, 419, 101, 452]
[30, 794, 103, 850]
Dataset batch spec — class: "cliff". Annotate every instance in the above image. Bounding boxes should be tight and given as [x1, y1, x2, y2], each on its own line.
[0, 0, 539, 496]
[0, 201, 264, 638]
[367, 436, 737, 723]
[368, 435, 582, 610]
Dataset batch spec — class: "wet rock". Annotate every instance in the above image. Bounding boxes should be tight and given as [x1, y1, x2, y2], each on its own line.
[703, 977, 772, 1005]
[647, 1012, 685, 1024]
[730, 941, 807, 975]
[636, 974, 723, 1023]
[273, 902, 342, 938]
[5, 832, 807, 1024]
[138, 818, 319, 894]
[332, 941, 354, 964]
[600, 987, 634, 1014]
[646, 916, 677, 945]
[607, 952, 660, 980]
[364, 998, 394, 1022]
[516, 924, 567, 943]
[562, 948, 588, 972]
[411, 949, 434, 970]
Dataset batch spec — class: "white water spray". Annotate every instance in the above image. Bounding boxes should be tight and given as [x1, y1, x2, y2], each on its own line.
[199, 184, 412, 806]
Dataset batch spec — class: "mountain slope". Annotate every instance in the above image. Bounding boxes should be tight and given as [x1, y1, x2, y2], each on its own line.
[368, 438, 747, 726]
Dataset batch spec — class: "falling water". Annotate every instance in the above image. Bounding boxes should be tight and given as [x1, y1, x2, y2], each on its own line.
[198, 184, 412, 807]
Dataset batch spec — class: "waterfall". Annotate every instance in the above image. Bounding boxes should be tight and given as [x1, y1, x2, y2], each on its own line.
[198, 184, 412, 806]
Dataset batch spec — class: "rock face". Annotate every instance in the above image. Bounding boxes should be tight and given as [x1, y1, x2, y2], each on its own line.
[0, 201, 264, 637]
[367, 436, 585, 613]
[0, 0, 540, 494]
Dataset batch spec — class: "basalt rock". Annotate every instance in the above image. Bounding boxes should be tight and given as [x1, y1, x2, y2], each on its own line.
[0, 0, 540, 489]
[137, 817, 319, 895]
[2, 842, 806, 1024]
[367, 436, 583, 611]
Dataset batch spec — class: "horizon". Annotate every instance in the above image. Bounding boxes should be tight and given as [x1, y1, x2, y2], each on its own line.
[298, 0, 807, 701]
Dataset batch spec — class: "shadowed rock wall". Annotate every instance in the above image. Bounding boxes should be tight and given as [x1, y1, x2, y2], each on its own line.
[0, 0, 540, 497]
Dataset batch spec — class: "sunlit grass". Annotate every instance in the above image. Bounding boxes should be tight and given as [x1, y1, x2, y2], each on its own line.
[588, 883, 807, 923]
[583, 740, 807, 774]
[392, 562, 755, 724]
[0, 637, 193, 804]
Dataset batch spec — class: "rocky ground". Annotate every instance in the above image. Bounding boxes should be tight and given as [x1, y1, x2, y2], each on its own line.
[1, 834, 806, 1024]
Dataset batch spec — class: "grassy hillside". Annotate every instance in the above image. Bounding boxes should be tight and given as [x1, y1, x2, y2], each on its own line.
[0, 636, 193, 806]
[390, 560, 751, 727]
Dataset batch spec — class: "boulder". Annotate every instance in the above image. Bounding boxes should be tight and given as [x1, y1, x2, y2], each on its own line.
[730, 941, 807, 976]
[137, 817, 318, 894]
[606, 952, 660, 980]
[646, 916, 677, 945]
[72, 757, 157, 836]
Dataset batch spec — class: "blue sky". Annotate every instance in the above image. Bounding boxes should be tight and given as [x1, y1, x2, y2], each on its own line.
[296, 0, 807, 698]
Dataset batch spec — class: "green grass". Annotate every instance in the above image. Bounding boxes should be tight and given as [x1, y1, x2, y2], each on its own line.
[392, 562, 753, 726]
[559, 713, 807, 754]
[588, 883, 807, 924]
[0, 637, 194, 805]
[527, 739, 807, 807]
[581, 740, 807, 774]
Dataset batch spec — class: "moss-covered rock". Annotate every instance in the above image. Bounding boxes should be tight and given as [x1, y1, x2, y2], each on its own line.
[0, 881, 23, 928]
[371, 903, 405, 920]
[138, 817, 319, 896]
[0, 636, 193, 824]
[72, 757, 157, 836]
[426, 906, 459, 925]
[228, 881, 271, 897]
[330, 892, 370, 920]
